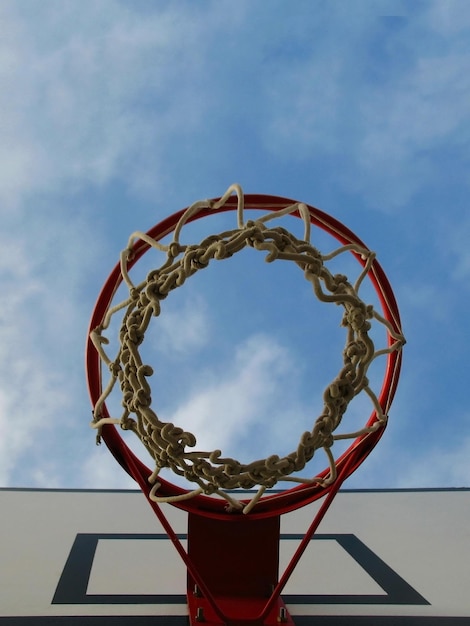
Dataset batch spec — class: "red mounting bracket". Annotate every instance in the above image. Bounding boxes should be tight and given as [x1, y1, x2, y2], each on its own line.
[187, 513, 294, 625]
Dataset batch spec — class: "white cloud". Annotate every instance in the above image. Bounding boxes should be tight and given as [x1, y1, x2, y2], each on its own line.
[69, 324, 311, 491]
[0, 208, 105, 487]
[158, 333, 308, 464]
[345, 363, 470, 490]
[0, 0, 467, 496]
[355, 44, 470, 206]
[0, 239, 60, 483]
[398, 282, 451, 326]
[425, 0, 470, 35]
[151, 293, 210, 356]
[2, 2, 469, 216]
[81, 446, 136, 490]
[443, 216, 470, 285]
[0, 359, 70, 485]
[402, 435, 470, 487]
[0, 1, 231, 208]
[357, 52, 470, 163]
[260, 11, 470, 210]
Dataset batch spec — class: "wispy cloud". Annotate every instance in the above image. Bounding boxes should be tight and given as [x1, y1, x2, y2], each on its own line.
[150, 293, 211, 356]
[0, 207, 102, 486]
[443, 215, 470, 285]
[0, 1, 468, 494]
[0, 1, 234, 207]
[351, 424, 470, 490]
[261, 12, 470, 210]
[81, 445, 136, 490]
[163, 333, 304, 462]
[78, 332, 309, 490]
[403, 434, 470, 487]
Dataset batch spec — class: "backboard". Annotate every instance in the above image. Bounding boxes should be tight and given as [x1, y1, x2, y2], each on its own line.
[1, 488, 469, 624]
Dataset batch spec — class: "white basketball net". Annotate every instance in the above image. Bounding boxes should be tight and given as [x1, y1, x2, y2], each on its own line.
[90, 185, 405, 513]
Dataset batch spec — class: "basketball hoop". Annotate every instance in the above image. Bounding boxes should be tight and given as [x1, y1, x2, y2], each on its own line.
[86, 184, 404, 624]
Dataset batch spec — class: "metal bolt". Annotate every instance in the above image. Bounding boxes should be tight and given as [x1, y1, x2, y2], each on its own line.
[278, 606, 288, 623]
[195, 607, 205, 622]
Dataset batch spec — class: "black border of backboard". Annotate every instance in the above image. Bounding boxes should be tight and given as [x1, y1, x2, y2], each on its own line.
[52, 533, 429, 606]
[3, 618, 470, 625]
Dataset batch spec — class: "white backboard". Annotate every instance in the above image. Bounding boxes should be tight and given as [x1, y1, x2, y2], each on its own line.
[1, 488, 469, 624]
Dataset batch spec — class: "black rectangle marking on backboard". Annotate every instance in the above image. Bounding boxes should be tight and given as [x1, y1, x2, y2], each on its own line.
[52, 533, 428, 606]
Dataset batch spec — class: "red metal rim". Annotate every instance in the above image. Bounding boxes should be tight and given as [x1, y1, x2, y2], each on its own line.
[86, 194, 403, 519]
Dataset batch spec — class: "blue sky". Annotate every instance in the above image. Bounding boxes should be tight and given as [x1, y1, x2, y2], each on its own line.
[1, 0, 469, 493]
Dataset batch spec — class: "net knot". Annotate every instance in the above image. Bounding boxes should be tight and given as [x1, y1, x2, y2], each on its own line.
[343, 305, 372, 331]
